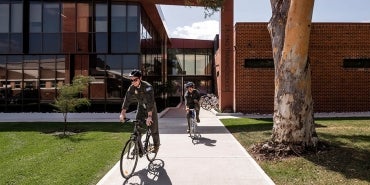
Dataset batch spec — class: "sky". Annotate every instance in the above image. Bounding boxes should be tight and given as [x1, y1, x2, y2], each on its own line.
[160, 0, 370, 40]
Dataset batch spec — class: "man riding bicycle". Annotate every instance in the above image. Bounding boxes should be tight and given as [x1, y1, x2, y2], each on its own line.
[184, 81, 201, 133]
[119, 69, 160, 153]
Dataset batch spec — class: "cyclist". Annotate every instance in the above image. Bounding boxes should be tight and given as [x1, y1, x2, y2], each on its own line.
[119, 69, 160, 153]
[184, 81, 201, 133]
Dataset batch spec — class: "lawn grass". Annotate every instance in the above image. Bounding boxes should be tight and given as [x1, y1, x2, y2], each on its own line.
[220, 117, 370, 185]
[0, 122, 131, 185]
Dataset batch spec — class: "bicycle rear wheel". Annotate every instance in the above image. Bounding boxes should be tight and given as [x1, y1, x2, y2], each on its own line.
[120, 140, 138, 179]
[145, 132, 157, 161]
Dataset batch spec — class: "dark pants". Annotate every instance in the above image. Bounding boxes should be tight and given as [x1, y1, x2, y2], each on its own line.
[137, 105, 160, 147]
[186, 105, 200, 129]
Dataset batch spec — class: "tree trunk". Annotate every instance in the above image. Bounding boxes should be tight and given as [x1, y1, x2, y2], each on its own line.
[268, 0, 318, 147]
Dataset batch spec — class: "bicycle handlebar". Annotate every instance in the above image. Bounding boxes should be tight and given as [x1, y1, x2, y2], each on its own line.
[122, 118, 151, 128]
[122, 118, 137, 123]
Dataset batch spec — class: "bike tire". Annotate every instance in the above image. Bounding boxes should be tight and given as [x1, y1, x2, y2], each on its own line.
[201, 97, 211, 110]
[191, 121, 201, 144]
[145, 132, 158, 162]
[189, 120, 196, 138]
[120, 139, 139, 179]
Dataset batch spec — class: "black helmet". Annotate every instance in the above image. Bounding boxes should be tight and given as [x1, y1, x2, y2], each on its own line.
[185, 81, 194, 88]
[129, 69, 142, 78]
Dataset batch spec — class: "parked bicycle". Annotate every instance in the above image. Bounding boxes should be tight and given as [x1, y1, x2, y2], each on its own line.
[200, 94, 219, 111]
[188, 109, 201, 143]
[120, 119, 158, 179]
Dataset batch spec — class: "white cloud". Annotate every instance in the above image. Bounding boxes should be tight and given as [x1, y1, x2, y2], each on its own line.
[170, 20, 219, 40]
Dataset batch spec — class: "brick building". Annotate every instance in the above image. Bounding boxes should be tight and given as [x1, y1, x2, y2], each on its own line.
[1, 0, 369, 114]
[231, 22, 370, 113]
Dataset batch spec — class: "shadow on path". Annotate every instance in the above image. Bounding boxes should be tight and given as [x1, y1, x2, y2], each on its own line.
[123, 159, 172, 185]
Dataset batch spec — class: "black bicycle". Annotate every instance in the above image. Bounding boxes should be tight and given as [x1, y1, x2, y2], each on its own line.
[120, 119, 158, 179]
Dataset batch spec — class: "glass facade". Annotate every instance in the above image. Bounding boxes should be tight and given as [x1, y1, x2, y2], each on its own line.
[167, 47, 214, 105]
[0, 1, 167, 112]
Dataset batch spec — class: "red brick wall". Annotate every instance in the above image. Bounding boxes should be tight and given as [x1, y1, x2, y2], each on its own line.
[234, 22, 370, 113]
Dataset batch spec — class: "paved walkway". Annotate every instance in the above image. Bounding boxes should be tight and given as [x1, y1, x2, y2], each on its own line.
[96, 105, 275, 185]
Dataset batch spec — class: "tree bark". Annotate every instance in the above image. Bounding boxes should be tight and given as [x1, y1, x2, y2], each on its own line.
[268, 0, 318, 147]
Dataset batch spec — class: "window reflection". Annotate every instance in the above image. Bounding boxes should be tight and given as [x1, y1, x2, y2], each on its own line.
[111, 33, 125, 53]
[106, 55, 122, 99]
[0, 2, 167, 112]
[43, 3, 60, 33]
[111, 4, 126, 32]
[95, 4, 107, 32]
[56, 55, 65, 82]
[11, 3, 23, 33]
[29, 33, 42, 53]
[40, 56, 56, 100]
[43, 34, 61, 53]
[127, 5, 138, 32]
[127, 32, 139, 53]
[10, 34, 22, 53]
[184, 50, 195, 75]
[30, 3, 42, 33]
[77, 3, 90, 33]
[0, 4, 10, 33]
[89, 55, 106, 100]
[0, 34, 9, 53]
[95, 33, 108, 53]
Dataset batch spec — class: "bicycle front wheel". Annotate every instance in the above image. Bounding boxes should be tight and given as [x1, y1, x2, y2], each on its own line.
[145, 132, 157, 162]
[189, 120, 196, 138]
[120, 140, 138, 179]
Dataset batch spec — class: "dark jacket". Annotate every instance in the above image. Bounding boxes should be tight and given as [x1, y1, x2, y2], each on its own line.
[184, 89, 200, 109]
[121, 80, 157, 121]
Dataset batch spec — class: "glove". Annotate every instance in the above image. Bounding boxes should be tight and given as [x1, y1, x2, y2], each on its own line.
[194, 99, 199, 104]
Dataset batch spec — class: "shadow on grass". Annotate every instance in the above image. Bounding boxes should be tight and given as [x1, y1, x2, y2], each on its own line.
[316, 117, 370, 121]
[305, 132, 370, 183]
[223, 118, 273, 133]
[0, 122, 131, 133]
[221, 117, 370, 183]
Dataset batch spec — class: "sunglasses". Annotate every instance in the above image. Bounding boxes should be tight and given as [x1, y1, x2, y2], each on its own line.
[131, 78, 139, 82]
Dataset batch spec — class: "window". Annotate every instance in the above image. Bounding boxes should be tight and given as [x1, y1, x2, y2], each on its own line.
[15, 81, 21, 89]
[40, 81, 46, 88]
[0, 4, 9, 33]
[243, 59, 274, 68]
[30, 3, 42, 33]
[95, 4, 107, 53]
[43, 3, 60, 33]
[111, 4, 126, 32]
[127, 5, 138, 32]
[343, 59, 370, 68]
[95, 4, 107, 32]
[11, 3, 23, 33]
[0, 3, 23, 53]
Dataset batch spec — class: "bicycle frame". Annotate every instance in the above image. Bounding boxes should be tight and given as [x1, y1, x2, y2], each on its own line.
[129, 120, 152, 156]
[188, 109, 201, 142]
[119, 119, 157, 179]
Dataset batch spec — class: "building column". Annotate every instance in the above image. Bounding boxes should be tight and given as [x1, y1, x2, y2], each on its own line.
[216, 0, 234, 112]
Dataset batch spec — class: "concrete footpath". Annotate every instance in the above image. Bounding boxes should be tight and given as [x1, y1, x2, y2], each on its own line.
[96, 105, 275, 185]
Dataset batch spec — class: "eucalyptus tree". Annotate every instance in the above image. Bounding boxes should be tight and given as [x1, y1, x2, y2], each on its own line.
[196, 0, 318, 152]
